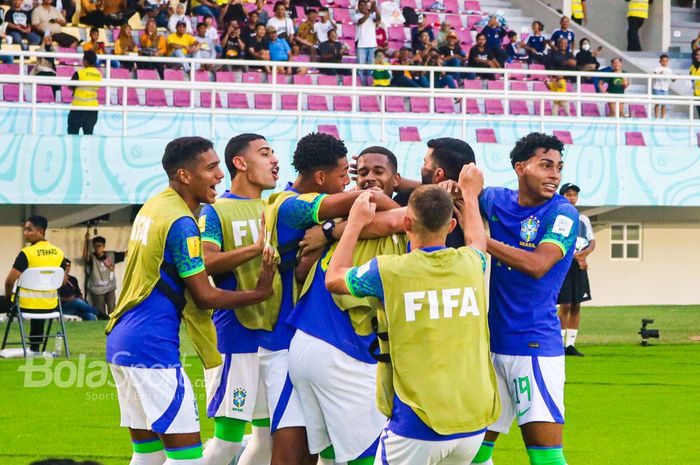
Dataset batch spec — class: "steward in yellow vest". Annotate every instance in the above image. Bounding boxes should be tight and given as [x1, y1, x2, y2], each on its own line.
[570, 0, 586, 25]
[4, 215, 65, 352]
[67, 50, 102, 135]
[327, 167, 499, 464]
[626, 0, 652, 52]
[105, 137, 275, 462]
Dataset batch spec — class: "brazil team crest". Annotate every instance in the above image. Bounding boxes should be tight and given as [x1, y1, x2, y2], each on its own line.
[232, 388, 247, 411]
[520, 216, 540, 243]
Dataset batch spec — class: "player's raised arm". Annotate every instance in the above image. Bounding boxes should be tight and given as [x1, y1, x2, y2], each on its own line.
[487, 239, 564, 279]
[457, 163, 486, 252]
[325, 192, 377, 294]
[201, 213, 266, 275]
[316, 189, 399, 221]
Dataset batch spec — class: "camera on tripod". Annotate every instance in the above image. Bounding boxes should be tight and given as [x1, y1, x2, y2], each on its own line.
[639, 319, 660, 346]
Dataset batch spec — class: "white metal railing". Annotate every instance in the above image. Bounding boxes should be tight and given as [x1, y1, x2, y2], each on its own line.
[1, 50, 699, 145]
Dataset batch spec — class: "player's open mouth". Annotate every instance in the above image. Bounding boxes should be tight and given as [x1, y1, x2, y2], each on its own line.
[544, 183, 557, 192]
[271, 166, 279, 180]
[209, 184, 218, 195]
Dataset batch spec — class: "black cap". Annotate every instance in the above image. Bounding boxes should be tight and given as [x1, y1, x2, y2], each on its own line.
[559, 183, 580, 195]
[63, 258, 72, 266]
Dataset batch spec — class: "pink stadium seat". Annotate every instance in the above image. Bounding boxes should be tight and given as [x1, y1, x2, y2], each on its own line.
[444, 0, 459, 13]
[111, 67, 139, 105]
[333, 0, 351, 7]
[424, 13, 440, 25]
[505, 62, 527, 80]
[628, 104, 647, 118]
[579, 82, 601, 117]
[399, 126, 421, 141]
[196, 70, 222, 108]
[244, 2, 256, 12]
[2, 83, 19, 102]
[318, 124, 340, 139]
[35, 85, 55, 103]
[388, 40, 405, 51]
[342, 75, 362, 87]
[476, 128, 497, 143]
[532, 81, 554, 115]
[333, 8, 352, 23]
[509, 81, 530, 115]
[56, 47, 80, 66]
[318, 75, 339, 86]
[388, 26, 406, 43]
[466, 15, 481, 30]
[0, 64, 20, 74]
[333, 95, 352, 111]
[295, 6, 304, 18]
[485, 81, 505, 114]
[385, 96, 406, 112]
[308, 95, 329, 111]
[255, 93, 273, 109]
[465, 99, 480, 114]
[464, 0, 481, 11]
[216, 71, 236, 83]
[274, 73, 289, 85]
[137, 69, 167, 107]
[410, 96, 430, 113]
[400, 0, 416, 8]
[435, 97, 456, 113]
[340, 23, 355, 39]
[445, 15, 462, 30]
[625, 132, 646, 146]
[164, 69, 191, 108]
[528, 63, 547, 80]
[463, 79, 482, 114]
[227, 93, 249, 109]
[359, 95, 380, 112]
[57, 66, 77, 104]
[553, 130, 573, 145]
[280, 94, 298, 110]
[343, 40, 356, 55]
[243, 72, 265, 84]
[293, 74, 312, 85]
[457, 28, 473, 46]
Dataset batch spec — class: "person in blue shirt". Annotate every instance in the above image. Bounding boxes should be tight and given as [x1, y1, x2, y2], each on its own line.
[267, 26, 292, 74]
[469, 132, 578, 465]
[480, 15, 508, 67]
[522, 21, 547, 64]
[106, 137, 275, 465]
[259, 132, 400, 465]
[549, 16, 575, 54]
[199, 133, 280, 465]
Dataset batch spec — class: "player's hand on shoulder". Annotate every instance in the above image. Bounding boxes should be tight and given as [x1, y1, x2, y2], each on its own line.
[348, 191, 377, 227]
[457, 163, 484, 198]
[438, 179, 462, 200]
[255, 246, 276, 297]
[349, 154, 359, 182]
[299, 224, 327, 256]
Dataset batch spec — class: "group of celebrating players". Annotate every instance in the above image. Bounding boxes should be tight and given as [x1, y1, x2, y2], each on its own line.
[105, 131, 579, 465]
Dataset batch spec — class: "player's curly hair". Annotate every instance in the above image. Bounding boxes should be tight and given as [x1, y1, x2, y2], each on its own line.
[509, 132, 565, 168]
[292, 132, 348, 175]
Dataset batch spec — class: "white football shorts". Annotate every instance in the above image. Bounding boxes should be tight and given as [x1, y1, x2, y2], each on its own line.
[376, 427, 485, 465]
[204, 352, 268, 421]
[258, 346, 306, 433]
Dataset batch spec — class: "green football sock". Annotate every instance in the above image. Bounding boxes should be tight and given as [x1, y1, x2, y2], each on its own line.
[472, 441, 495, 464]
[319, 445, 336, 460]
[251, 417, 271, 428]
[213, 416, 247, 443]
[348, 457, 375, 465]
[165, 443, 203, 460]
[526, 446, 567, 465]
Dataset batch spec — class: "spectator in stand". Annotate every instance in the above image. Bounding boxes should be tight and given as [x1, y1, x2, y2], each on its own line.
[168, 2, 193, 34]
[267, 25, 292, 73]
[114, 24, 138, 70]
[691, 49, 700, 118]
[550, 15, 574, 53]
[423, 47, 457, 89]
[314, 7, 335, 44]
[521, 20, 547, 64]
[546, 75, 570, 116]
[575, 37, 600, 83]
[548, 37, 577, 74]
[375, 23, 388, 55]
[267, 1, 295, 42]
[598, 57, 629, 117]
[390, 46, 421, 87]
[141, 0, 170, 28]
[282, 0, 298, 20]
[653, 54, 673, 119]
[410, 13, 434, 51]
[467, 32, 499, 79]
[246, 22, 271, 72]
[436, 21, 452, 47]
[221, 20, 246, 61]
[139, 18, 167, 77]
[439, 30, 467, 79]
[83, 27, 106, 55]
[296, 9, 318, 61]
[194, 21, 216, 69]
[29, 32, 60, 94]
[413, 29, 435, 60]
[80, 0, 125, 28]
[242, 11, 260, 45]
[354, 0, 380, 86]
[203, 14, 222, 56]
[6, 0, 41, 48]
[504, 30, 527, 63]
[59, 259, 99, 321]
[571, 0, 587, 25]
[191, 0, 221, 19]
[32, 0, 78, 47]
[480, 14, 507, 67]
[253, 0, 269, 26]
[221, 0, 248, 27]
[318, 28, 348, 75]
[372, 49, 391, 86]
[167, 20, 201, 72]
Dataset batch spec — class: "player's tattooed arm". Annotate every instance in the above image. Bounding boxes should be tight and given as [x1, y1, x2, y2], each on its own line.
[326, 192, 377, 294]
[487, 239, 564, 279]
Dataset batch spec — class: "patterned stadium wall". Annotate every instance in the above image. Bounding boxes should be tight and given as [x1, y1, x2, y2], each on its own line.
[2, 134, 700, 206]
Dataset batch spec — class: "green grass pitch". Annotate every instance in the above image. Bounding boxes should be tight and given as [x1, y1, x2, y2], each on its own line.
[1, 305, 699, 464]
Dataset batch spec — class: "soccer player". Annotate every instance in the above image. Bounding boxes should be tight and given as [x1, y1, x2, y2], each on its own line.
[287, 146, 407, 465]
[260, 133, 400, 465]
[106, 137, 275, 465]
[326, 164, 500, 465]
[471, 133, 579, 465]
[557, 183, 596, 357]
[199, 134, 279, 465]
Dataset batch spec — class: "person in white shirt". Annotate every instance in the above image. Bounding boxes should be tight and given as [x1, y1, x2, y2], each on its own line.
[194, 21, 216, 69]
[353, 0, 381, 85]
[653, 53, 674, 119]
[203, 14, 222, 56]
[168, 2, 193, 34]
[266, 1, 295, 42]
[313, 7, 336, 44]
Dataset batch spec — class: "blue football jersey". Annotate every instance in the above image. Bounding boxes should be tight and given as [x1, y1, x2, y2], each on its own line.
[481, 187, 578, 357]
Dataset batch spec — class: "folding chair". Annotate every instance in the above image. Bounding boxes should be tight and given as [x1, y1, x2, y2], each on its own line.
[1, 267, 70, 358]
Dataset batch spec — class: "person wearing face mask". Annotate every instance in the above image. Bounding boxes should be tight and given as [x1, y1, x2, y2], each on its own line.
[575, 38, 600, 83]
